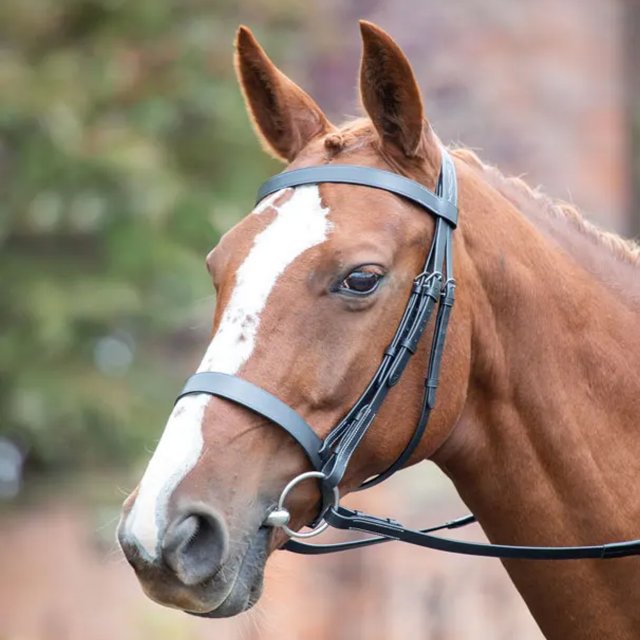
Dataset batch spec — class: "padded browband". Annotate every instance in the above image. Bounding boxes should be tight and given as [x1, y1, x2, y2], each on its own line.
[256, 165, 458, 228]
[177, 372, 323, 470]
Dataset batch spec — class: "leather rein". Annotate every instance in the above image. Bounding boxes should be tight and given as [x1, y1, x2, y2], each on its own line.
[177, 150, 640, 561]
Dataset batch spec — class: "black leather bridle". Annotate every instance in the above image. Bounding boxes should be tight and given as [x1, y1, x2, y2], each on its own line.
[177, 149, 640, 560]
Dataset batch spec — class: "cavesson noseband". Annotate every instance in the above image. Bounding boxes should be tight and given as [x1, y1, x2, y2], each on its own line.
[177, 150, 640, 560]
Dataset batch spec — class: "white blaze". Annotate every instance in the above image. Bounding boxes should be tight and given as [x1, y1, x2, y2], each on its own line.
[125, 186, 332, 558]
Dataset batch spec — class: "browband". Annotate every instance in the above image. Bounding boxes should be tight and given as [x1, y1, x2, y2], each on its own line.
[256, 164, 458, 228]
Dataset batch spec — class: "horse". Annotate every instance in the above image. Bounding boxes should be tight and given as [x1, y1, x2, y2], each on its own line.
[117, 21, 640, 639]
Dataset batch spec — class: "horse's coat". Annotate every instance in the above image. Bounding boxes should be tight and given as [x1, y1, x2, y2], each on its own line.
[118, 21, 640, 639]
[124, 185, 332, 558]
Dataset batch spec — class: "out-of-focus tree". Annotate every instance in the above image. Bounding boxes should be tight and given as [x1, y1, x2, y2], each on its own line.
[0, 0, 301, 474]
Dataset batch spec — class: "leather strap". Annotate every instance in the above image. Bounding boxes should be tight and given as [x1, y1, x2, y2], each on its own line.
[177, 372, 323, 470]
[284, 504, 640, 559]
[257, 165, 458, 228]
[285, 513, 477, 555]
[319, 507, 640, 560]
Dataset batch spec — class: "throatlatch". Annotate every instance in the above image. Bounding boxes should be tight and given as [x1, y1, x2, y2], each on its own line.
[177, 148, 640, 561]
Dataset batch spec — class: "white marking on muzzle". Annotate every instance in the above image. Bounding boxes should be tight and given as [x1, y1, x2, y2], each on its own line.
[125, 186, 332, 558]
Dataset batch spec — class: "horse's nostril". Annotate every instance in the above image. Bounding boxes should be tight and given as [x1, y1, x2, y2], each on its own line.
[162, 508, 229, 586]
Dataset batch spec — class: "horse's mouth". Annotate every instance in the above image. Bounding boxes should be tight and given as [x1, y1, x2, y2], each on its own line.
[129, 525, 271, 618]
[185, 526, 270, 618]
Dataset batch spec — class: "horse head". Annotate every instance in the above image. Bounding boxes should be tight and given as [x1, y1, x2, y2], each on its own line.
[117, 21, 471, 616]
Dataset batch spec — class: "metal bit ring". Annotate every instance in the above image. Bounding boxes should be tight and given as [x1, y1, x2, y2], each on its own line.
[268, 471, 339, 539]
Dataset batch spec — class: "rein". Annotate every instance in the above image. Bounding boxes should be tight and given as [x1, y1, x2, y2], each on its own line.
[177, 150, 640, 561]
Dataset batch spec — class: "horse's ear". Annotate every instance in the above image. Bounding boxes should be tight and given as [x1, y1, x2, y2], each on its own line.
[235, 26, 334, 162]
[359, 21, 433, 159]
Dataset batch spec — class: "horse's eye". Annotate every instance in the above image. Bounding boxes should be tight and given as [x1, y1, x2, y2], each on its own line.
[338, 269, 383, 295]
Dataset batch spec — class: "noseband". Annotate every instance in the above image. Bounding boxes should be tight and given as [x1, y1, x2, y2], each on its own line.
[177, 150, 640, 561]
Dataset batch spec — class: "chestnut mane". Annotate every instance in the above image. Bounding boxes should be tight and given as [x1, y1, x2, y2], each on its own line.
[452, 147, 640, 267]
[323, 117, 639, 268]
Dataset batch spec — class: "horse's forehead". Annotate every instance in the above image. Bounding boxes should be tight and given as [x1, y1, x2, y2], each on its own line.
[212, 178, 410, 289]
[321, 182, 409, 221]
[209, 189, 296, 276]
[213, 185, 337, 283]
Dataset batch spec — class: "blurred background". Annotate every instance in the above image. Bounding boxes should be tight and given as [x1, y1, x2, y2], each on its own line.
[0, 1, 638, 638]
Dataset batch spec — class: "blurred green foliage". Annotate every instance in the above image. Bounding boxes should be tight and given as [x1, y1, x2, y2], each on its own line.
[0, 0, 301, 473]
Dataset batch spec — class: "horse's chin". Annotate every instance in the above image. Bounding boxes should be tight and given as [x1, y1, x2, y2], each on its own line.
[138, 527, 270, 618]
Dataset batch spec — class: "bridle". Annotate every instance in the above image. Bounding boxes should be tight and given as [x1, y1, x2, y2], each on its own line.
[177, 149, 640, 561]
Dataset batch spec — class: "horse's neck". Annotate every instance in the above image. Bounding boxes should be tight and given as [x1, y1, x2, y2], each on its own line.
[437, 166, 640, 639]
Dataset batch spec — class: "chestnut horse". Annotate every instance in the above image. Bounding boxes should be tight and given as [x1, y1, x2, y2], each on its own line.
[118, 22, 640, 639]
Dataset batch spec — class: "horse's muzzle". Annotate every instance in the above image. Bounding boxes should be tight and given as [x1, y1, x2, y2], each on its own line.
[117, 506, 269, 616]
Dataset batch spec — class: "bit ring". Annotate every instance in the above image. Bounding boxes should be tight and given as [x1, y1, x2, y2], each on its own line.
[269, 471, 339, 539]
